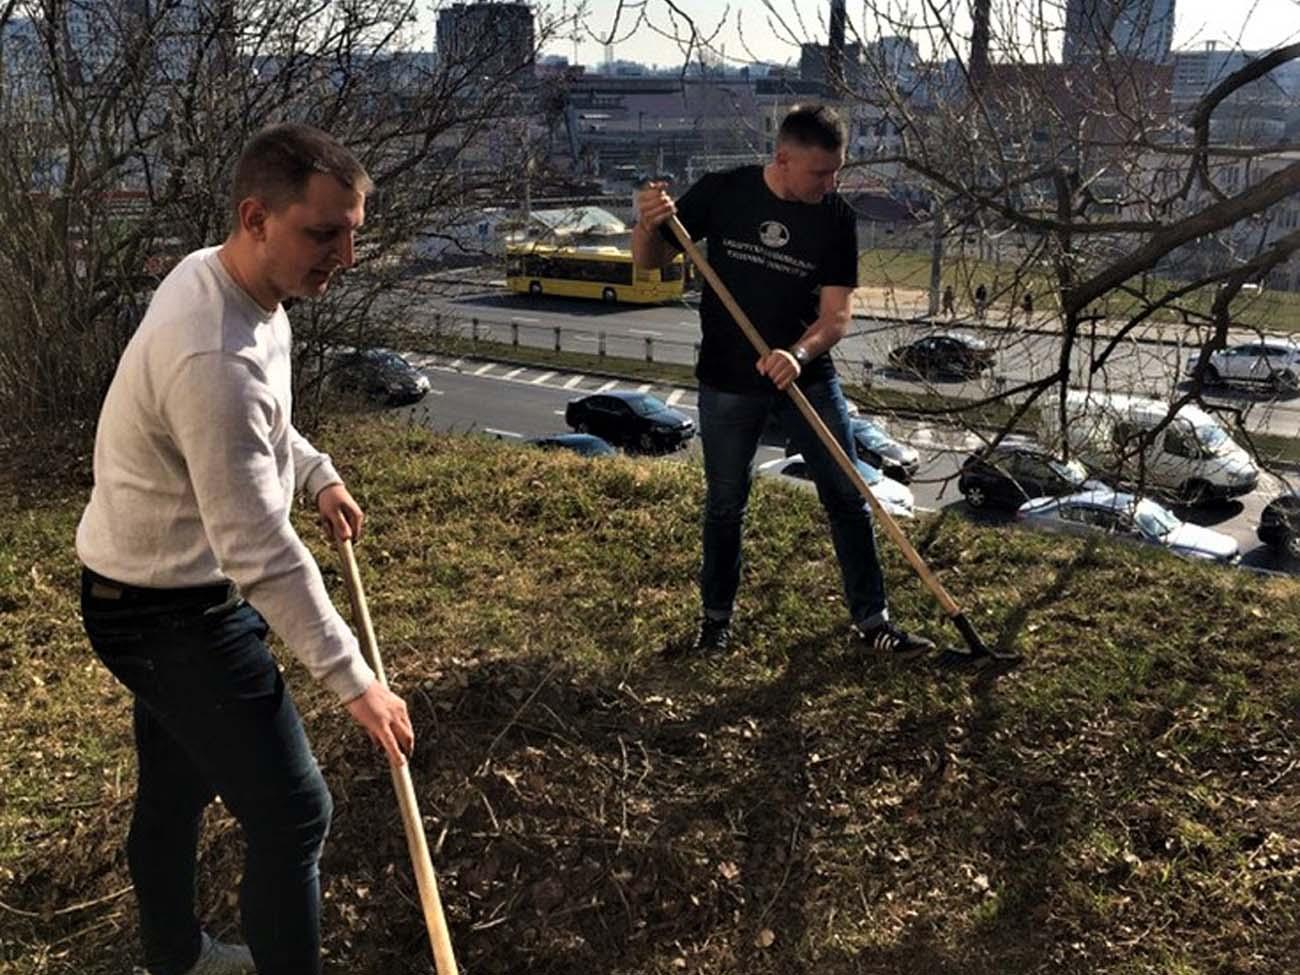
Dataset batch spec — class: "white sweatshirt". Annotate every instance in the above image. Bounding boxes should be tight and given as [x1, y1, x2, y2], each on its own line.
[76, 247, 375, 702]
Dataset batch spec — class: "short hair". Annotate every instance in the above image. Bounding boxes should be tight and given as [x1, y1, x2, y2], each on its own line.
[231, 123, 373, 213]
[777, 104, 846, 152]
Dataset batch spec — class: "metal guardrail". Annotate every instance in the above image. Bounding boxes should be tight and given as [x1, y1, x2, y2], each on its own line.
[425, 310, 704, 367]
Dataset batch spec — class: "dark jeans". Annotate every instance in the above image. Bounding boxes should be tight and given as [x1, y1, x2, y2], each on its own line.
[81, 569, 331, 975]
[698, 378, 889, 629]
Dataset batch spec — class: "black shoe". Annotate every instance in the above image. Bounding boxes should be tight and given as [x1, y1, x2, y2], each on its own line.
[858, 621, 935, 661]
[694, 616, 732, 653]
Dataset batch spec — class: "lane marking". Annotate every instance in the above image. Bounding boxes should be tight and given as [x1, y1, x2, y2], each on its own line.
[666, 389, 685, 406]
[563, 375, 584, 389]
[596, 380, 618, 392]
[636, 383, 652, 392]
[472, 363, 494, 376]
[503, 368, 524, 379]
[629, 328, 661, 336]
[484, 428, 522, 439]
[532, 371, 557, 384]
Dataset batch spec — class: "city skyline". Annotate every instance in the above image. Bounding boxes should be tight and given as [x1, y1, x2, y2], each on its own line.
[522, 0, 1299, 69]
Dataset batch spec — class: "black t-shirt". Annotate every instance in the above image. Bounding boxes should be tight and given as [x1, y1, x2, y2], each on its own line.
[662, 165, 858, 394]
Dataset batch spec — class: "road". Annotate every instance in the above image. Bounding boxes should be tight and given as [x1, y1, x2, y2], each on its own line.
[388, 353, 1298, 577]
[399, 284, 1300, 440]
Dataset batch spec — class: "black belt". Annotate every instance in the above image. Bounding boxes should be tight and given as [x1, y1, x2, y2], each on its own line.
[82, 567, 238, 609]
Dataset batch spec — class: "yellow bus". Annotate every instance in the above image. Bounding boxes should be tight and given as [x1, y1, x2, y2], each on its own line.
[505, 242, 687, 304]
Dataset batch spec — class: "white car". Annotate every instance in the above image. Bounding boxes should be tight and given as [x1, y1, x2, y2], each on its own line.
[1017, 488, 1239, 564]
[1185, 340, 1300, 393]
[757, 453, 915, 520]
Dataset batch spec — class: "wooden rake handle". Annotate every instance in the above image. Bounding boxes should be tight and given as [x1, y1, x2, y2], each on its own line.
[336, 537, 460, 975]
[665, 216, 986, 641]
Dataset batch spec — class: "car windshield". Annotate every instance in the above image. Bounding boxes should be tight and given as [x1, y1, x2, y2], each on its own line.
[626, 394, 669, 417]
[852, 419, 890, 448]
[1194, 423, 1230, 454]
[1049, 458, 1088, 482]
[368, 351, 408, 370]
[1134, 498, 1180, 539]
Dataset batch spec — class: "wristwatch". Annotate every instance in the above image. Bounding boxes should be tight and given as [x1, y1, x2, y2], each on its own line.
[792, 345, 811, 367]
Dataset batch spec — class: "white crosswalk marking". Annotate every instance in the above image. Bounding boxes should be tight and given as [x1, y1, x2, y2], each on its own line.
[503, 368, 524, 379]
[532, 371, 556, 384]
[472, 363, 494, 376]
[563, 375, 583, 389]
[596, 380, 618, 392]
[666, 389, 684, 406]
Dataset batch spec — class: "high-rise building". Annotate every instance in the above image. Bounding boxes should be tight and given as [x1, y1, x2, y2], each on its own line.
[436, 1, 535, 86]
[1063, 0, 1175, 64]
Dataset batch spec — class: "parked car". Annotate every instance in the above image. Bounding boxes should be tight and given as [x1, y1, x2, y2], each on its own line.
[763, 397, 862, 443]
[888, 332, 995, 380]
[526, 433, 617, 457]
[564, 391, 695, 453]
[758, 453, 915, 520]
[1016, 488, 1239, 564]
[783, 416, 919, 482]
[1038, 390, 1258, 504]
[1257, 491, 1300, 559]
[1185, 339, 1300, 393]
[333, 348, 430, 405]
[848, 417, 920, 483]
[958, 439, 1092, 509]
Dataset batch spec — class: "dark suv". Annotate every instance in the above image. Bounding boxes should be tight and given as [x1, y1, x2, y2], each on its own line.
[959, 440, 1092, 509]
[332, 348, 430, 405]
[1257, 492, 1300, 560]
[565, 391, 695, 453]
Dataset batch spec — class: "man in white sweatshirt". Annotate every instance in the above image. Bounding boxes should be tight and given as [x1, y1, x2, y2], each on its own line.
[76, 123, 412, 975]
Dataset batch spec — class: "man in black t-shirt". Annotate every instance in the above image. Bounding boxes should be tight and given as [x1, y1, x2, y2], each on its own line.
[632, 105, 934, 659]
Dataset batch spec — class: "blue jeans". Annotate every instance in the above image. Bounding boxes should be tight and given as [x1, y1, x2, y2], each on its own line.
[81, 569, 331, 975]
[698, 378, 889, 629]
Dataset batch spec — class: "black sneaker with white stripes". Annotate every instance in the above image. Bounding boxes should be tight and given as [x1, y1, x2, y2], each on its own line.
[858, 621, 936, 660]
[662, 617, 732, 658]
[691, 617, 732, 654]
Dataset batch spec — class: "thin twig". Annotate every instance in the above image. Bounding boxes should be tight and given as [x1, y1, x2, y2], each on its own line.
[0, 885, 133, 918]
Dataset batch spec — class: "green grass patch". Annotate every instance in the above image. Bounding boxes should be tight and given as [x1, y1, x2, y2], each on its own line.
[860, 248, 1300, 334]
[2, 425, 1299, 973]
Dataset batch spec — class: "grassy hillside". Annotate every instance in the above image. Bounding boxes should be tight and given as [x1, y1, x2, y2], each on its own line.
[2, 421, 1299, 974]
[859, 249, 1300, 332]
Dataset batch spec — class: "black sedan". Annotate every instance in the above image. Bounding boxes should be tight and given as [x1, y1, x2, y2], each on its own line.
[564, 391, 695, 453]
[527, 433, 617, 457]
[889, 333, 995, 380]
[333, 348, 430, 405]
[958, 439, 1093, 509]
[1257, 492, 1300, 559]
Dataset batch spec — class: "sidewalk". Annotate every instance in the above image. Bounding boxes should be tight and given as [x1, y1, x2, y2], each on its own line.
[846, 284, 1286, 352]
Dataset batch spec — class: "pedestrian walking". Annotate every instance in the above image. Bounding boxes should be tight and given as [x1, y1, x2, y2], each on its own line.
[632, 105, 934, 660]
[77, 123, 414, 975]
[941, 284, 955, 318]
[974, 282, 988, 322]
[1021, 290, 1034, 323]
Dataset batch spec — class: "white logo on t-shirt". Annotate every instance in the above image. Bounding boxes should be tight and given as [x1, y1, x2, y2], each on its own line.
[759, 220, 790, 248]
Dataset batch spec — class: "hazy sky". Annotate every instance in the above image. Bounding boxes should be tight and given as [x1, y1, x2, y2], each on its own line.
[527, 0, 1300, 68]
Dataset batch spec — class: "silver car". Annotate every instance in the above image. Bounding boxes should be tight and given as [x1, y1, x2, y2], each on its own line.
[1017, 488, 1239, 564]
[758, 453, 915, 520]
[1185, 340, 1300, 393]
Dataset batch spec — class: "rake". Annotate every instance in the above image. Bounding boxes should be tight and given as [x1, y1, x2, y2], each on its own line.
[336, 537, 461, 973]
